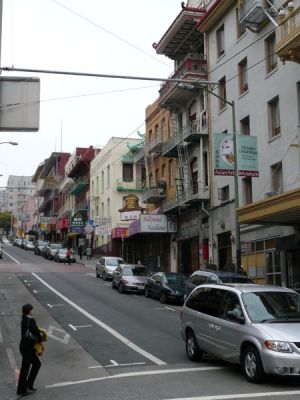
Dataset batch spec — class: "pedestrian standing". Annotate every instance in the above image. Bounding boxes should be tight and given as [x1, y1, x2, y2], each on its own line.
[78, 244, 83, 260]
[66, 248, 71, 265]
[86, 246, 92, 260]
[17, 304, 42, 396]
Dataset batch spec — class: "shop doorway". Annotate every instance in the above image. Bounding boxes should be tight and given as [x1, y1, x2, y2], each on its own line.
[286, 250, 300, 291]
[265, 250, 281, 286]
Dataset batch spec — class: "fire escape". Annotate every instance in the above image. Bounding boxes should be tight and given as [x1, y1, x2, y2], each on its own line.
[153, 3, 210, 213]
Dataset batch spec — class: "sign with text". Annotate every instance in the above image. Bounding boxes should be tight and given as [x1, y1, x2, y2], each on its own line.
[214, 133, 258, 177]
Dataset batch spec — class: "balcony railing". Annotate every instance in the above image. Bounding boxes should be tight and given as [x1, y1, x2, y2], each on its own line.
[159, 53, 207, 104]
[162, 111, 208, 157]
[142, 187, 167, 204]
[145, 134, 165, 154]
[163, 186, 209, 213]
[239, 0, 280, 29]
[276, 5, 300, 64]
[70, 177, 89, 195]
[116, 179, 145, 192]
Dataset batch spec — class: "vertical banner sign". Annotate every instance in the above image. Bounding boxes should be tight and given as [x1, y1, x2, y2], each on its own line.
[214, 133, 235, 176]
[237, 135, 259, 177]
[214, 133, 259, 177]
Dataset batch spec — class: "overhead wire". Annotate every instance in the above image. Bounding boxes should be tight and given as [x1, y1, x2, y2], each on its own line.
[49, 0, 172, 69]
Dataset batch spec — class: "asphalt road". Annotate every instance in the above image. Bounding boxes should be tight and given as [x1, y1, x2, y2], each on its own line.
[1, 243, 300, 400]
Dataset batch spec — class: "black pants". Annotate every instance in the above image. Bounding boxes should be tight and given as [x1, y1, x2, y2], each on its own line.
[17, 350, 41, 394]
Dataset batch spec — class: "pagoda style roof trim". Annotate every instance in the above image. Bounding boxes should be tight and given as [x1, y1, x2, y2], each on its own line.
[153, 4, 206, 59]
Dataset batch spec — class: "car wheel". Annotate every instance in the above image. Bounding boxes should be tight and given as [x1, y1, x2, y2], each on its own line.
[102, 271, 107, 281]
[96, 270, 100, 278]
[160, 292, 167, 304]
[242, 345, 265, 383]
[118, 282, 126, 294]
[186, 330, 203, 362]
[145, 287, 151, 298]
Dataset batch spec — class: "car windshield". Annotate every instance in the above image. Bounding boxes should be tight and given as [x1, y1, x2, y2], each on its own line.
[220, 276, 253, 283]
[107, 259, 123, 266]
[242, 291, 300, 323]
[59, 249, 67, 254]
[123, 267, 147, 276]
[164, 274, 186, 285]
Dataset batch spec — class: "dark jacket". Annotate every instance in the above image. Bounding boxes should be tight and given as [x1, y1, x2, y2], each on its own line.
[20, 315, 42, 354]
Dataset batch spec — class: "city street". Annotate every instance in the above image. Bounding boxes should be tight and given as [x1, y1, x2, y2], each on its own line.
[1, 244, 300, 400]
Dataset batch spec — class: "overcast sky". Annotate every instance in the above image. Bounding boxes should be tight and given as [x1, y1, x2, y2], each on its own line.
[0, 0, 181, 188]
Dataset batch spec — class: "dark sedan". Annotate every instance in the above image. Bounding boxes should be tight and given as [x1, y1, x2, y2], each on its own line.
[145, 272, 187, 304]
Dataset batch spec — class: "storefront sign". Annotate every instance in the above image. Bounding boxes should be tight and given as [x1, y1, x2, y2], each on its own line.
[140, 214, 167, 232]
[93, 216, 111, 236]
[70, 210, 87, 229]
[119, 195, 143, 221]
[120, 211, 141, 221]
[112, 227, 129, 239]
[214, 133, 259, 177]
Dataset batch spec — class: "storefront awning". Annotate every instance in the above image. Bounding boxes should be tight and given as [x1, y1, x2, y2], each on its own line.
[237, 187, 300, 226]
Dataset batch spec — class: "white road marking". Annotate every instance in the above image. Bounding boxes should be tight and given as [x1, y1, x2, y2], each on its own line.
[68, 324, 77, 331]
[47, 325, 70, 344]
[47, 303, 65, 308]
[0, 325, 3, 343]
[109, 360, 119, 366]
[27, 283, 31, 287]
[163, 391, 300, 400]
[33, 290, 38, 294]
[89, 362, 146, 369]
[105, 283, 110, 287]
[6, 348, 20, 384]
[33, 272, 166, 366]
[46, 366, 225, 388]
[164, 307, 176, 312]
[2, 250, 20, 264]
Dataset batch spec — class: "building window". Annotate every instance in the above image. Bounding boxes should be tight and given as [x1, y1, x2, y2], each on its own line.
[101, 202, 104, 215]
[169, 160, 174, 187]
[161, 118, 165, 140]
[242, 177, 253, 204]
[149, 172, 153, 188]
[218, 77, 226, 110]
[216, 24, 225, 58]
[101, 171, 104, 192]
[238, 58, 248, 94]
[96, 176, 99, 195]
[107, 165, 110, 188]
[240, 115, 250, 135]
[123, 163, 133, 182]
[107, 198, 110, 216]
[149, 129, 152, 144]
[154, 124, 159, 140]
[265, 33, 277, 74]
[268, 96, 281, 138]
[155, 168, 159, 187]
[271, 162, 283, 194]
[203, 152, 209, 187]
[162, 164, 166, 179]
[218, 185, 229, 202]
[236, 8, 246, 38]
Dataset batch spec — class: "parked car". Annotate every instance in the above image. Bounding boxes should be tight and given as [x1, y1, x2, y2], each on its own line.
[1, 237, 9, 245]
[21, 239, 27, 249]
[184, 269, 254, 300]
[34, 240, 47, 255]
[145, 272, 187, 304]
[13, 238, 23, 247]
[112, 264, 148, 293]
[24, 241, 35, 250]
[96, 256, 125, 280]
[45, 243, 63, 259]
[181, 283, 300, 383]
[54, 248, 76, 263]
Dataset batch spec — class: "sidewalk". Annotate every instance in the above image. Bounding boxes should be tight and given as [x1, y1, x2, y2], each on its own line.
[0, 272, 108, 400]
[77, 257, 97, 270]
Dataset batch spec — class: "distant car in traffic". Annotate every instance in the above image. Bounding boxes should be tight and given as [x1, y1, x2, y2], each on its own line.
[24, 241, 35, 250]
[1, 237, 9, 245]
[34, 240, 47, 255]
[13, 238, 23, 247]
[181, 283, 300, 383]
[54, 248, 76, 263]
[184, 269, 254, 300]
[96, 256, 125, 280]
[112, 264, 148, 293]
[145, 272, 187, 304]
[45, 243, 63, 259]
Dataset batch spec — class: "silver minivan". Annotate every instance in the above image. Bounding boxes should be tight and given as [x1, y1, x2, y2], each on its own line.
[180, 284, 300, 382]
[95, 256, 125, 280]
